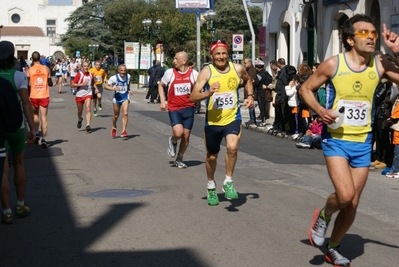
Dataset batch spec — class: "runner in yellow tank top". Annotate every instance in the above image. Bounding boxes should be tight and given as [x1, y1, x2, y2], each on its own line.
[190, 40, 254, 206]
[299, 14, 399, 266]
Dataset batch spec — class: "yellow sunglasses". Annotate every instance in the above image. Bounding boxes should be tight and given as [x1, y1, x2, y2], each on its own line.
[354, 30, 379, 39]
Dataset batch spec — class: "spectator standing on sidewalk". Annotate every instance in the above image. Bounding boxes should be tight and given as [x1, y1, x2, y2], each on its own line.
[253, 59, 273, 127]
[243, 58, 257, 126]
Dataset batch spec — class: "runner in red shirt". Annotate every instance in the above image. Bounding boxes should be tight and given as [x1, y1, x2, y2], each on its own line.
[158, 51, 198, 168]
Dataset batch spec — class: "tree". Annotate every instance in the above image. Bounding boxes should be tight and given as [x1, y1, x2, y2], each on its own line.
[60, 0, 113, 58]
[213, 0, 262, 55]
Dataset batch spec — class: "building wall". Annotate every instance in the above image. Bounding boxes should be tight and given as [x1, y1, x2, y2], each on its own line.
[255, 0, 399, 70]
[0, 0, 83, 59]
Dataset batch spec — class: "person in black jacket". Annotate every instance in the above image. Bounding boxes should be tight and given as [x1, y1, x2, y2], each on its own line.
[0, 76, 23, 185]
[253, 60, 273, 127]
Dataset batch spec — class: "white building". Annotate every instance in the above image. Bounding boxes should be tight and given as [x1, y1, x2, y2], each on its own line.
[251, 0, 399, 68]
[0, 0, 87, 60]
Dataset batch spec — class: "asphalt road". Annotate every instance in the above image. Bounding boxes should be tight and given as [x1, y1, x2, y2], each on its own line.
[0, 84, 398, 267]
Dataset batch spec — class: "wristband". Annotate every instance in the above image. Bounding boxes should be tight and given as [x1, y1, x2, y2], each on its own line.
[248, 94, 255, 98]
[394, 51, 399, 57]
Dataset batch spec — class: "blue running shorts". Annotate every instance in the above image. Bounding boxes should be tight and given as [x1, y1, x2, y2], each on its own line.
[168, 107, 195, 130]
[204, 120, 242, 155]
[322, 138, 372, 168]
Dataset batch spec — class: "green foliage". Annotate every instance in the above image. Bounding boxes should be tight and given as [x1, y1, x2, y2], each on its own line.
[60, 0, 262, 65]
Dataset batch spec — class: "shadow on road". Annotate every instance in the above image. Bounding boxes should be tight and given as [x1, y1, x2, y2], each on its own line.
[1, 143, 208, 267]
[301, 233, 399, 265]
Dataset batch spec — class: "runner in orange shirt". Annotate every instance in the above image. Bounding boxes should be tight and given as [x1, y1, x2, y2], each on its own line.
[27, 51, 52, 148]
[89, 61, 107, 116]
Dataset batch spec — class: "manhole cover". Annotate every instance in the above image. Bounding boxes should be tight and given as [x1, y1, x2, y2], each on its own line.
[84, 189, 153, 198]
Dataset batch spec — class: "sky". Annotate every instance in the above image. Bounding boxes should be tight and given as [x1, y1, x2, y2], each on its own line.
[49, 0, 73, 5]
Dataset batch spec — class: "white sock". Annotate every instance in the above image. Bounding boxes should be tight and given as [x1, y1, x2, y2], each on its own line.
[223, 176, 233, 185]
[17, 201, 24, 207]
[3, 208, 11, 215]
[207, 180, 216, 189]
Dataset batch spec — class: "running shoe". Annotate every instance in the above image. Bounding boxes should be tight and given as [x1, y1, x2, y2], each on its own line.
[98, 103, 102, 110]
[386, 171, 399, 179]
[77, 117, 83, 129]
[120, 130, 128, 138]
[325, 245, 351, 267]
[93, 108, 97, 117]
[73, 90, 76, 95]
[41, 138, 49, 148]
[15, 204, 31, 217]
[167, 137, 177, 158]
[34, 133, 40, 145]
[308, 208, 329, 247]
[174, 159, 187, 169]
[86, 125, 92, 133]
[222, 182, 238, 200]
[1, 212, 13, 224]
[207, 188, 219, 206]
[296, 142, 310, 148]
[381, 167, 393, 175]
[111, 128, 117, 138]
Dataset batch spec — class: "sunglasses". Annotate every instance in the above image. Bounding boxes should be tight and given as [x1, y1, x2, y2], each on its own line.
[354, 30, 378, 39]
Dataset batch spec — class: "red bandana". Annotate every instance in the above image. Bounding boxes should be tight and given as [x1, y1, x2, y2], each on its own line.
[210, 40, 229, 54]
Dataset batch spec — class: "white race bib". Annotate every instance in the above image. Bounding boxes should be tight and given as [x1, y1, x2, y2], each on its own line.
[338, 99, 370, 126]
[212, 92, 236, 109]
[174, 83, 191, 96]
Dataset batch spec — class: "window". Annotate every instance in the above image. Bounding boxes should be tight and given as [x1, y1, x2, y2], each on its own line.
[47, 20, 56, 37]
[11, 13, 20, 23]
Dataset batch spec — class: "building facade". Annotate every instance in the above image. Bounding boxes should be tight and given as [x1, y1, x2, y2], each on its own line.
[0, 0, 86, 60]
[252, 0, 399, 68]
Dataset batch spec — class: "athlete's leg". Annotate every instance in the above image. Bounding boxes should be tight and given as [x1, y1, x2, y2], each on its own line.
[12, 152, 26, 202]
[206, 152, 218, 182]
[84, 97, 92, 126]
[1, 154, 10, 210]
[32, 105, 40, 133]
[177, 128, 191, 155]
[121, 100, 129, 131]
[324, 156, 369, 244]
[76, 102, 83, 119]
[39, 106, 48, 137]
[224, 134, 240, 177]
[112, 103, 121, 129]
[97, 92, 102, 107]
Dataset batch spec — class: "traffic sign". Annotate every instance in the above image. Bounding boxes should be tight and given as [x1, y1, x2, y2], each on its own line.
[232, 54, 243, 60]
[232, 34, 244, 51]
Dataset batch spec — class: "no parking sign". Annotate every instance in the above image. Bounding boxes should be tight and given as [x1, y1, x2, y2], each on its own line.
[232, 34, 244, 52]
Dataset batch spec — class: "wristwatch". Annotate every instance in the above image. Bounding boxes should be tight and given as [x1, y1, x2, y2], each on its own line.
[248, 94, 255, 98]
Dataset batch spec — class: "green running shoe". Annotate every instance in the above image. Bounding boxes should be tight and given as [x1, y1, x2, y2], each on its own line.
[15, 204, 31, 217]
[222, 182, 238, 200]
[1, 212, 13, 224]
[207, 188, 219, 206]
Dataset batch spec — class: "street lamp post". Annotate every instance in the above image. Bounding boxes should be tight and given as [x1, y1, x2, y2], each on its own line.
[88, 44, 99, 67]
[204, 10, 217, 41]
[142, 18, 162, 70]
